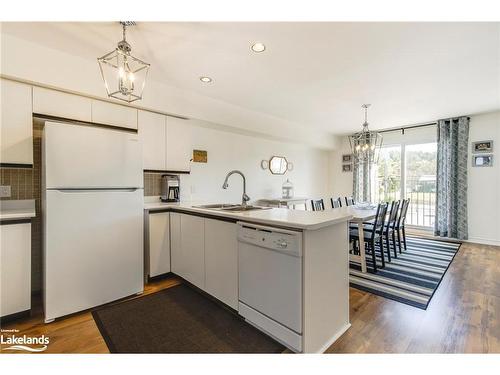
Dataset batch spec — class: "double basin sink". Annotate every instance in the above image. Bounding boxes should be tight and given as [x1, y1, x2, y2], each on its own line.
[194, 203, 271, 212]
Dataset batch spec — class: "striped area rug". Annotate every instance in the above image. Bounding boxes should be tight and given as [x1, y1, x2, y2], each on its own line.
[349, 235, 461, 309]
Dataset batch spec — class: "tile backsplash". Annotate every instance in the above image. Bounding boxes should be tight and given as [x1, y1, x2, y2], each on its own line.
[144, 172, 163, 196]
[0, 168, 34, 200]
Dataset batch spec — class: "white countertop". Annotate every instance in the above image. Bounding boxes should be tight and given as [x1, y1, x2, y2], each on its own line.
[144, 199, 352, 230]
[0, 199, 36, 221]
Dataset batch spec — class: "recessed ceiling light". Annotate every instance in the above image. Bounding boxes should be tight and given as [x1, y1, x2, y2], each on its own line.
[251, 42, 266, 53]
[199, 76, 213, 83]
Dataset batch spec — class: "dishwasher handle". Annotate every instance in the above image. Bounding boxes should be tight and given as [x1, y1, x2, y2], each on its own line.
[237, 221, 302, 236]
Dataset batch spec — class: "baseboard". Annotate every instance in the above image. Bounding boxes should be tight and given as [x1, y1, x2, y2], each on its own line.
[0, 309, 31, 324]
[315, 323, 351, 354]
[466, 237, 500, 247]
[406, 231, 500, 248]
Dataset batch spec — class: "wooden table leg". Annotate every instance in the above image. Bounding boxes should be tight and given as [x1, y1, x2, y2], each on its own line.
[358, 221, 367, 273]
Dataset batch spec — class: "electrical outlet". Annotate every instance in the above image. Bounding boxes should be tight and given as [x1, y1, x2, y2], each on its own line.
[0, 185, 11, 198]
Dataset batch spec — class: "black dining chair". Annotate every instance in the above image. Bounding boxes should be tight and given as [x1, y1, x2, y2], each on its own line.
[349, 202, 388, 272]
[395, 199, 410, 253]
[386, 200, 401, 259]
[330, 197, 342, 209]
[310, 199, 325, 211]
[364, 200, 400, 261]
[345, 197, 355, 206]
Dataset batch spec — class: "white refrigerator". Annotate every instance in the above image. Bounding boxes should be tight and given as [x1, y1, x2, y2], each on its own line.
[43, 121, 144, 322]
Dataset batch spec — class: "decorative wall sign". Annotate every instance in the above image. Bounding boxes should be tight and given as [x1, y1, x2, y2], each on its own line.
[342, 164, 353, 172]
[342, 154, 353, 163]
[193, 150, 208, 163]
[342, 154, 353, 172]
[472, 140, 493, 153]
[472, 154, 493, 167]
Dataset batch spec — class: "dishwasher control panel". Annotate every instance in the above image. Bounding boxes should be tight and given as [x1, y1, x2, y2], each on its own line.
[237, 222, 302, 257]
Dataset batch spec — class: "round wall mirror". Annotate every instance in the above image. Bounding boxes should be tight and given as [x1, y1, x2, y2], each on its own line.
[269, 156, 289, 175]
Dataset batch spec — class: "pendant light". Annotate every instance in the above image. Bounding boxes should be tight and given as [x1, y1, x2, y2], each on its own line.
[349, 104, 383, 165]
[97, 22, 150, 103]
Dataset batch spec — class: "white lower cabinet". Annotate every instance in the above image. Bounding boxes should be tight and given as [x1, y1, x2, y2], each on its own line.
[0, 222, 31, 317]
[204, 219, 238, 310]
[169, 213, 238, 309]
[170, 213, 205, 290]
[148, 212, 171, 277]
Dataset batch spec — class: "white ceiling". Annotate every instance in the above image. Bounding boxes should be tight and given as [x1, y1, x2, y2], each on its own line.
[3, 22, 500, 135]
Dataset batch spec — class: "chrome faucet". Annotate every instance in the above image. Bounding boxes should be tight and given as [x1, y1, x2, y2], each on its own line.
[222, 170, 250, 207]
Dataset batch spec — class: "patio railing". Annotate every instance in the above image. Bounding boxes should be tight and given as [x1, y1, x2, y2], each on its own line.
[374, 176, 436, 228]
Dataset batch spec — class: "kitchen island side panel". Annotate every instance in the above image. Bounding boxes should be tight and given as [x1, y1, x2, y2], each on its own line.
[302, 221, 350, 353]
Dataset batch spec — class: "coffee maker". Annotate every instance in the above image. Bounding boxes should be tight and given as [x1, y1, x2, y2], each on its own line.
[160, 174, 180, 202]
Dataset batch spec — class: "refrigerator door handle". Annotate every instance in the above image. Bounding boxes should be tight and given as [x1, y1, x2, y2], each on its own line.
[52, 188, 141, 193]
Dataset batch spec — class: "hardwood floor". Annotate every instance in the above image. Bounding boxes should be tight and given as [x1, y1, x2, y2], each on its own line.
[328, 241, 500, 353]
[1, 241, 499, 354]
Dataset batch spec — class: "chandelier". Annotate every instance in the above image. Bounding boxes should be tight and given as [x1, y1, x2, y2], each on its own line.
[97, 22, 150, 103]
[348, 104, 383, 165]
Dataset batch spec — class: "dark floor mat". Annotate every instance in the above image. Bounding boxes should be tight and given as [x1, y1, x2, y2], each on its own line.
[92, 284, 285, 353]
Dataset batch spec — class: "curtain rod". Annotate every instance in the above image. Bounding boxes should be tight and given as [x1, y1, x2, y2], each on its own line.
[378, 116, 471, 135]
[378, 122, 436, 134]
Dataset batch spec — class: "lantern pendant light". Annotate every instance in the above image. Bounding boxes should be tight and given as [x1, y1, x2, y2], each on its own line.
[97, 22, 150, 103]
[349, 104, 383, 165]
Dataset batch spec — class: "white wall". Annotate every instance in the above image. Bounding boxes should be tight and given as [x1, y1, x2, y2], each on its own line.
[179, 125, 329, 204]
[327, 137, 353, 198]
[468, 110, 500, 245]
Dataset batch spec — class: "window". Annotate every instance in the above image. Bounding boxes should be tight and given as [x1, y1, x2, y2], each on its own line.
[373, 140, 437, 229]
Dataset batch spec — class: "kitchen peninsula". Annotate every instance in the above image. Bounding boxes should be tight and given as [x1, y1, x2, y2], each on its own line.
[144, 200, 353, 353]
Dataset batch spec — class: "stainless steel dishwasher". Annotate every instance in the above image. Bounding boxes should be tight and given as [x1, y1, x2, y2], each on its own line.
[237, 221, 303, 352]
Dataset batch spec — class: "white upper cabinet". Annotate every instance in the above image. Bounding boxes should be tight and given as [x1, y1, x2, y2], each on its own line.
[138, 110, 167, 170]
[166, 117, 192, 171]
[1, 79, 33, 165]
[91, 100, 138, 130]
[33, 86, 91, 122]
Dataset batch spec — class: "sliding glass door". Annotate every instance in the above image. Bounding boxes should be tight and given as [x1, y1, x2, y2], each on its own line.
[374, 145, 401, 203]
[405, 143, 437, 228]
[374, 142, 437, 229]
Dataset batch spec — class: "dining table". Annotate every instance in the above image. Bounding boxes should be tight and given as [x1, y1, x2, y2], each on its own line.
[341, 205, 379, 273]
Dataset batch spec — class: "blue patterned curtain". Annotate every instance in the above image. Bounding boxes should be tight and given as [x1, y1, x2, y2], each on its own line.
[434, 117, 469, 240]
[353, 162, 373, 203]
